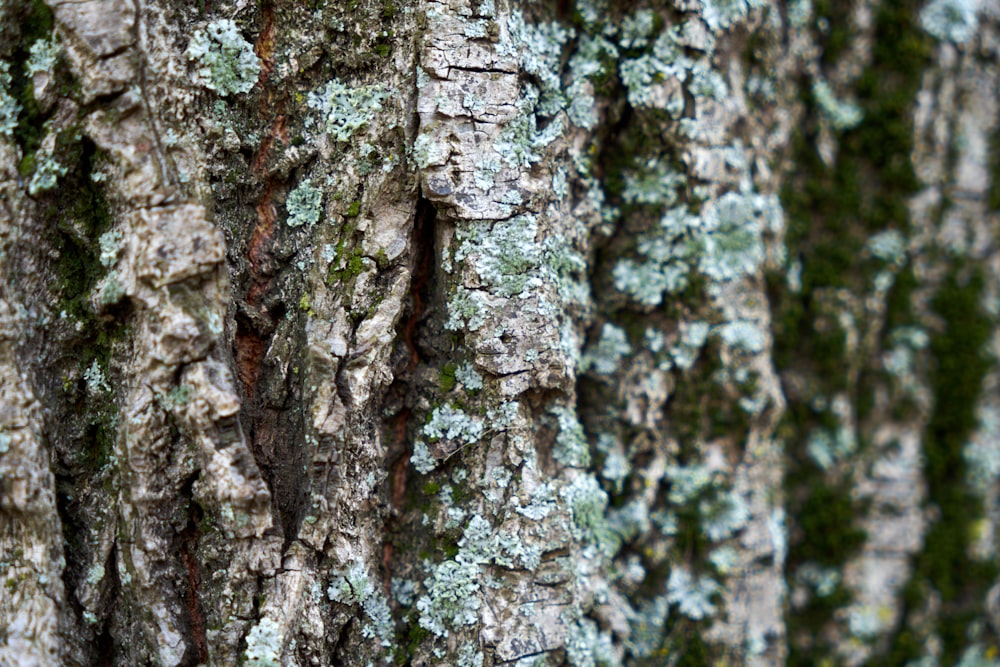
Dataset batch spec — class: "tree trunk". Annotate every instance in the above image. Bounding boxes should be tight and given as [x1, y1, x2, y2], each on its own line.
[2, 0, 999, 664]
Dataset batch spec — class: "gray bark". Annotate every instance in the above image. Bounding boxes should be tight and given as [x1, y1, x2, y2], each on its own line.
[1, 0, 999, 665]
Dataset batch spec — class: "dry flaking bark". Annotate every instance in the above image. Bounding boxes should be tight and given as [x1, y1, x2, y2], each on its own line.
[1, 0, 1000, 665]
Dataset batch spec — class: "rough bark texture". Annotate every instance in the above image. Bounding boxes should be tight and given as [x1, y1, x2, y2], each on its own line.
[1, 0, 999, 665]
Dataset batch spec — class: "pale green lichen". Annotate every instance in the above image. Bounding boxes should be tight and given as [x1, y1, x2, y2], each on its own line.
[493, 111, 563, 168]
[697, 191, 770, 283]
[327, 563, 393, 645]
[416, 559, 481, 637]
[26, 36, 60, 75]
[582, 323, 632, 375]
[806, 423, 857, 471]
[551, 405, 590, 468]
[560, 474, 619, 556]
[98, 271, 126, 305]
[622, 158, 686, 207]
[920, 0, 981, 43]
[700, 490, 750, 541]
[308, 79, 389, 142]
[410, 440, 438, 474]
[666, 565, 719, 620]
[244, 617, 282, 667]
[423, 404, 484, 444]
[444, 287, 488, 331]
[515, 482, 558, 521]
[285, 179, 323, 227]
[83, 360, 109, 395]
[187, 19, 261, 96]
[867, 229, 907, 266]
[0, 62, 19, 136]
[457, 644, 485, 667]
[811, 78, 864, 131]
[85, 564, 105, 585]
[620, 9, 657, 49]
[413, 133, 448, 169]
[565, 617, 618, 667]
[664, 464, 713, 504]
[708, 545, 739, 574]
[716, 319, 767, 354]
[964, 405, 1000, 492]
[28, 142, 68, 195]
[98, 229, 122, 268]
[671, 321, 710, 371]
[454, 362, 483, 390]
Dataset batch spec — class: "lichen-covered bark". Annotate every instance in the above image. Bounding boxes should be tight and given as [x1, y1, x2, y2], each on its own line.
[1, 0, 999, 665]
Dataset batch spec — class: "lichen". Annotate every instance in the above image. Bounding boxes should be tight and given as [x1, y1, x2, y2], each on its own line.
[919, 0, 981, 43]
[28, 132, 68, 196]
[416, 559, 481, 637]
[551, 405, 590, 468]
[97, 229, 123, 268]
[285, 179, 323, 227]
[244, 617, 282, 667]
[327, 563, 393, 645]
[0, 62, 19, 137]
[308, 78, 389, 142]
[423, 404, 484, 445]
[454, 363, 483, 391]
[26, 35, 60, 76]
[410, 440, 438, 474]
[666, 566, 720, 620]
[83, 360, 109, 395]
[187, 19, 261, 96]
[582, 323, 632, 375]
[811, 78, 863, 131]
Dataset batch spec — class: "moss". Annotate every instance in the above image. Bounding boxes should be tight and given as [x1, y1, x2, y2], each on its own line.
[813, 0, 855, 65]
[775, 0, 932, 658]
[400, 622, 430, 664]
[917, 271, 995, 653]
[438, 363, 457, 392]
[794, 479, 866, 566]
[50, 143, 114, 317]
[326, 236, 367, 285]
[4, 0, 60, 170]
[989, 122, 1000, 210]
[345, 200, 361, 217]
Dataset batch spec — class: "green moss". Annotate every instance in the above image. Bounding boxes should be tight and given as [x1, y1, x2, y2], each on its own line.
[776, 1, 932, 658]
[50, 146, 114, 317]
[345, 200, 361, 217]
[326, 235, 367, 285]
[794, 480, 867, 566]
[813, 0, 854, 65]
[438, 363, 457, 392]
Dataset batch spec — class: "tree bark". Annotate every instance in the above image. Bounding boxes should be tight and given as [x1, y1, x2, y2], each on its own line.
[1, 0, 999, 665]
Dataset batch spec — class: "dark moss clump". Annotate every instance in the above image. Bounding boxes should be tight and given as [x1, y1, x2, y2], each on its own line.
[437, 363, 457, 392]
[775, 0, 931, 659]
[880, 268, 998, 666]
[49, 140, 114, 317]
